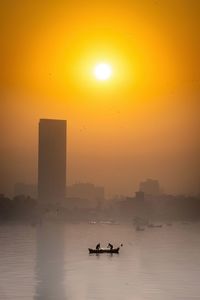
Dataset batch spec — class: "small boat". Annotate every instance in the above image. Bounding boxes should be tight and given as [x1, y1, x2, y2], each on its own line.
[148, 224, 162, 228]
[89, 221, 98, 224]
[99, 220, 120, 225]
[88, 247, 120, 254]
[136, 225, 145, 231]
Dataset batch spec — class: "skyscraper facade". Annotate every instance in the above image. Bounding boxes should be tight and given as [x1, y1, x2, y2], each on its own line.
[38, 119, 66, 205]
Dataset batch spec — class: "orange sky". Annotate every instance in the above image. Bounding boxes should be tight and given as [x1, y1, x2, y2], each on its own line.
[1, 0, 200, 196]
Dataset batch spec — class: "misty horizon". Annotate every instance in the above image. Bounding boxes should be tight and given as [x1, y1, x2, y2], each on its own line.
[1, 116, 199, 198]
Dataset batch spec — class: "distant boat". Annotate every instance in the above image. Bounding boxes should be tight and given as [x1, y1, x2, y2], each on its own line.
[88, 247, 120, 254]
[109, 221, 120, 225]
[99, 221, 112, 224]
[147, 223, 154, 227]
[136, 225, 145, 231]
[148, 224, 162, 228]
[89, 221, 97, 224]
[99, 220, 120, 225]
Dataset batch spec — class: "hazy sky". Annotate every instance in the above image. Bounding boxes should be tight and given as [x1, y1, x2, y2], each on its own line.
[1, 0, 200, 197]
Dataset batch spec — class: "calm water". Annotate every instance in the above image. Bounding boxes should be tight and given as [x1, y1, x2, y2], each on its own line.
[0, 222, 200, 300]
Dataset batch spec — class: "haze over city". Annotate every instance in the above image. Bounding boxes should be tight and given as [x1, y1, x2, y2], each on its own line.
[1, 0, 200, 197]
[1, 2, 200, 300]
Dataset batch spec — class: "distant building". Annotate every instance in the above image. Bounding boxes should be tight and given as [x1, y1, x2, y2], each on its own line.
[116, 194, 146, 220]
[67, 183, 104, 208]
[135, 191, 145, 201]
[64, 197, 91, 210]
[38, 119, 67, 206]
[14, 183, 37, 198]
[139, 178, 161, 196]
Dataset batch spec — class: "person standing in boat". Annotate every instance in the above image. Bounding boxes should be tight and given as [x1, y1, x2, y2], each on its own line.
[108, 243, 113, 250]
[96, 243, 100, 250]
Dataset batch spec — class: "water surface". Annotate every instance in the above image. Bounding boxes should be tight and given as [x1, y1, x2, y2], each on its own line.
[0, 222, 200, 300]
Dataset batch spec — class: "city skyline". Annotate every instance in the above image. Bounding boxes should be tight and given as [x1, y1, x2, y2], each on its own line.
[1, 115, 199, 198]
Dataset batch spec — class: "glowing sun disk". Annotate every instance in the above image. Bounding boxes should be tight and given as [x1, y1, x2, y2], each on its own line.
[94, 63, 112, 80]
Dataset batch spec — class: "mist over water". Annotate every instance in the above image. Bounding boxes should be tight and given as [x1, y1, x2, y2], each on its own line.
[0, 222, 200, 300]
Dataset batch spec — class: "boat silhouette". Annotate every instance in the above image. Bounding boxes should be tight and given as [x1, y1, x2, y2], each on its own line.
[88, 247, 120, 254]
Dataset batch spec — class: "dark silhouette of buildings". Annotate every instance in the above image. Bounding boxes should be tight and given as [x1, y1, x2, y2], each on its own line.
[38, 119, 66, 206]
[1, 192, 200, 223]
[14, 182, 37, 198]
[139, 178, 161, 196]
[67, 182, 104, 208]
[135, 191, 145, 201]
[0, 194, 37, 222]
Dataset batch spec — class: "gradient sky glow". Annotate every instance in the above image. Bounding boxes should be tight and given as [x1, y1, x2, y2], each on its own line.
[1, 0, 200, 196]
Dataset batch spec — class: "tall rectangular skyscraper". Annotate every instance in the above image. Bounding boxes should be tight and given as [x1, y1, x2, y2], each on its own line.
[38, 119, 66, 205]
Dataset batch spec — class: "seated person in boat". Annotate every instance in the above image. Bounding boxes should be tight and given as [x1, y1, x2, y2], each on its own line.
[96, 243, 101, 250]
[107, 243, 113, 250]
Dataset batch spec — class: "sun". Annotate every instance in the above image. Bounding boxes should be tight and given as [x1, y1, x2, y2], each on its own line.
[94, 63, 112, 80]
